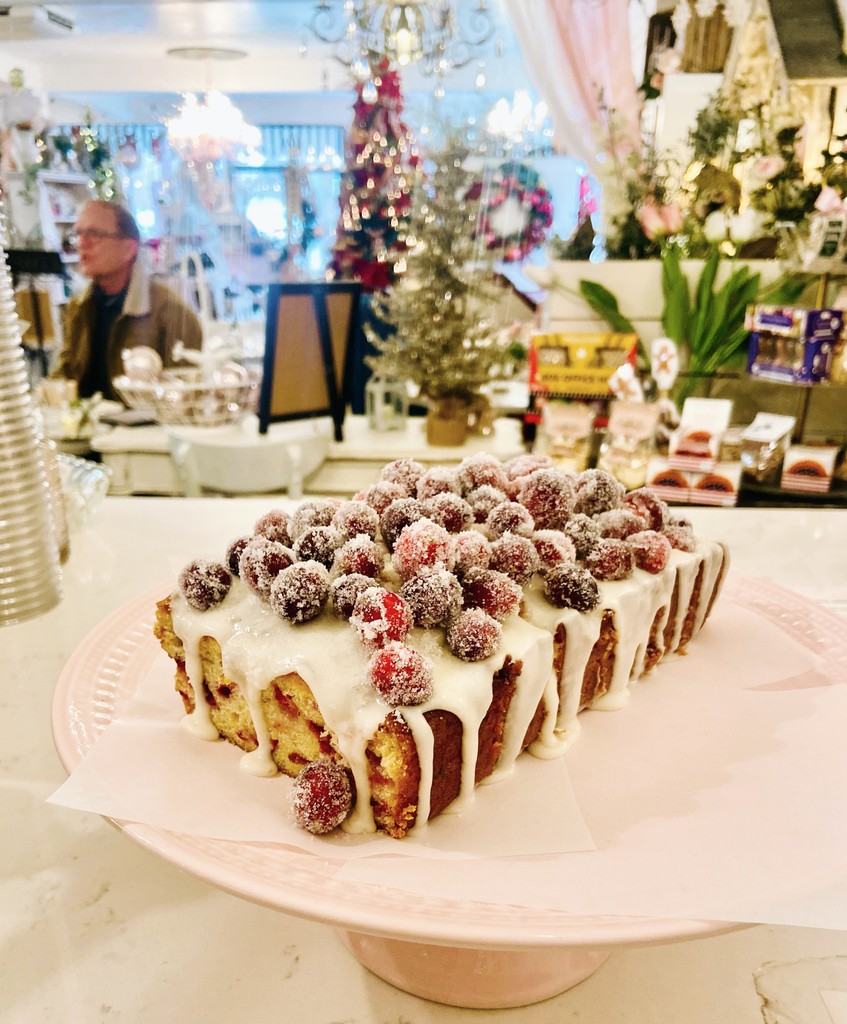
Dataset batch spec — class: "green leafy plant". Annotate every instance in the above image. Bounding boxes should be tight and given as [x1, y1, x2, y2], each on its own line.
[662, 249, 762, 406]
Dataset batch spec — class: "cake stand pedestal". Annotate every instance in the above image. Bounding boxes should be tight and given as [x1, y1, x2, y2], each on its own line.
[337, 931, 610, 1008]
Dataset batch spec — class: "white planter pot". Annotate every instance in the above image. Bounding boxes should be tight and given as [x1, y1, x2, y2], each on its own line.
[532, 259, 787, 344]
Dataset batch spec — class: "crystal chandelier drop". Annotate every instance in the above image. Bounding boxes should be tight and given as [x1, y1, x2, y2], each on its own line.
[308, 0, 496, 77]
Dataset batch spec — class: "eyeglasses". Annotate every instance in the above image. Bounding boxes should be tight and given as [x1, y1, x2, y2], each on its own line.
[71, 228, 125, 243]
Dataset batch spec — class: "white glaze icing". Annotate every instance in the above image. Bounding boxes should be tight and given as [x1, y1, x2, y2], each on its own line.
[167, 538, 726, 836]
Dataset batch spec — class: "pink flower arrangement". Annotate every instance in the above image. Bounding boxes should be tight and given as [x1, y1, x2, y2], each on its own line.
[751, 155, 786, 182]
[636, 199, 684, 240]
[814, 185, 847, 215]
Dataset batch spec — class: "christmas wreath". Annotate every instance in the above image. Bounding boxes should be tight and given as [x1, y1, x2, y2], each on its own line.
[469, 161, 553, 262]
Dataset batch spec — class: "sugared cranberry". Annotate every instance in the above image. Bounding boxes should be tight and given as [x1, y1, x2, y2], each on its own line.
[225, 536, 251, 576]
[239, 538, 295, 599]
[544, 564, 600, 611]
[461, 568, 522, 621]
[293, 525, 339, 568]
[572, 469, 624, 517]
[504, 453, 555, 479]
[380, 497, 426, 550]
[289, 500, 338, 541]
[269, 561, 330, 623]
[254, 509, 292, 546]
[331, 573, 374, 619]
[563, 513, 601, 560]
[415, 466, 460, 500]
[623, 488, 668, 532]
[452, 530, 492, 577]
[455, 453, 508, 495]
[516, 469, 575, 530]
[485, 500, 535, 539]
[332, 534, 384, 579]
[627, 530, 672, 574]
[489, 531, 540, 585]
[585, 538, 634, 581]
[664, 521, 696, 552]
[401, 567, 463, 627]
[532, 530, 577, 571]
[178, 559, 232, 611]
[595, 508, 647, 540]
[422, 492, 473, 533]
[392, 518, 454, 579]
[380, 458, 426, 495]
[447, 608, 502, 662]
[361, 480, 408, 516]
[332, 500, 379, 542]
[351, 587, 413, 648]
[366, 642, 434, 706]
[466, 484, 508, 524]
[289, 760, 353, 835]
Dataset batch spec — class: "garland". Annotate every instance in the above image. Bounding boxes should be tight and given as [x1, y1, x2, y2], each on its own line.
[469, 161, 553, 262]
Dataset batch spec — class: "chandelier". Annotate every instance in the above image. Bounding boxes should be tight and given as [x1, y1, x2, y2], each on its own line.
[166, 91, 261, 163]
[164, 47, 261, 164]
[308, 0, 496, 77]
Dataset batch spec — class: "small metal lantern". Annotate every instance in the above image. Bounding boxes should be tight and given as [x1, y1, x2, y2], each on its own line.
[365, 377, 408, 432]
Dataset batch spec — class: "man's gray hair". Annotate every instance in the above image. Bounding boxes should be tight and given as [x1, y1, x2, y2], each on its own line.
[87, 199, 141, 243]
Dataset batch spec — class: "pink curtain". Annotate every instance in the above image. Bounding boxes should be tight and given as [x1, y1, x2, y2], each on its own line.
[504, 0, 641, 174]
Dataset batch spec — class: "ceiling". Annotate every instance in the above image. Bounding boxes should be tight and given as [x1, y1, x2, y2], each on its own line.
[0, 0, 532, 126]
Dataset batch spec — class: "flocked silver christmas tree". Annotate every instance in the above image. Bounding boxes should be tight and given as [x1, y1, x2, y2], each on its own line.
[364, 143, 523, 430]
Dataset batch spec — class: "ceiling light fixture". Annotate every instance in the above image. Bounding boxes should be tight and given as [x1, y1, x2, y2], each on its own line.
[164, 47, 261, 164]
[308, 0, 496, 77]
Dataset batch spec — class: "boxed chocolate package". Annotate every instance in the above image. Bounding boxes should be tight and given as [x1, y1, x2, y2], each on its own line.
[780, 445, 839, 493]
[746, 306, 843, 384]
[667, 397, 733, 471]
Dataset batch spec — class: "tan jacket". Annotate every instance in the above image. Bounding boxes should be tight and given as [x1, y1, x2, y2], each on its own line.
[56, 260, 203, 400]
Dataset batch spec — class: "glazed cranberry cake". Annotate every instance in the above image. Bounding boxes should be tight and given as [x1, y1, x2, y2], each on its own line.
[154, 454, 727, 839]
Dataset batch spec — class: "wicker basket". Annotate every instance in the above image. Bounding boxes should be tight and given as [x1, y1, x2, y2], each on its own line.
[112, 369, 258, 427]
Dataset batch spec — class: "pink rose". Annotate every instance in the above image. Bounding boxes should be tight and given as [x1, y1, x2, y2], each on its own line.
[752, 155, 786, 181]
[659, 203, 685, 235]
[815, 185, 846, 215]
[637, 200, 684, 239]
[637, 200, 667, 240]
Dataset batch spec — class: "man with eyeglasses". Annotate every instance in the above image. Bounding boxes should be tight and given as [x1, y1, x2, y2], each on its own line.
[54, 199, 202, 400]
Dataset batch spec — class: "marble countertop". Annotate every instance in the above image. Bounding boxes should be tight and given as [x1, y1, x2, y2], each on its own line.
[6, 497, 847, 1022]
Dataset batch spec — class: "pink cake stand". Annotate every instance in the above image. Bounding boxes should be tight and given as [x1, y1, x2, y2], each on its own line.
[51, 582, 843, 1007]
